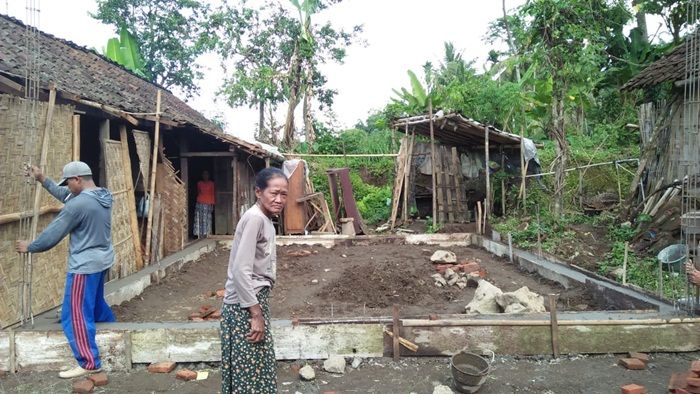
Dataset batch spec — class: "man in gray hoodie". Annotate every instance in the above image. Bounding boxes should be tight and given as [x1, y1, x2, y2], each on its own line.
[16, 161, 115, 379]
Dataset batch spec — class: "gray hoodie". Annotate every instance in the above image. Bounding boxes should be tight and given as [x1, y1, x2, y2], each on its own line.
[28, 178, 115, 274]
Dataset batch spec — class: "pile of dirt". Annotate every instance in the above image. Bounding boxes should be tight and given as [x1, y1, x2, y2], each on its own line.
[316, 260, 459, 308]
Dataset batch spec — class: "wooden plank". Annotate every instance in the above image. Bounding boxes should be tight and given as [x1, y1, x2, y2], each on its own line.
[390, 137, 407, 229]
[99, 119, 110, 186]
[120, 126, 143, 270]
[284, 160, 307, 234]
[180, 151, 236, 157]
[434, 147, 446, 224]
[484, 126, 491, 219]
[72, 115, 80, 160]
[144, 90, 162, 263]
[442, 147, 455, 223]
[451, 147, 465, 222]
[429, 101, 437, 229]
[402, 135, 414, 222]
[392, 305, 400, 362]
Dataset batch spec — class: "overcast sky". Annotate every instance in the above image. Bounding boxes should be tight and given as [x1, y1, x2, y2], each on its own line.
[5, 1, 667, 142]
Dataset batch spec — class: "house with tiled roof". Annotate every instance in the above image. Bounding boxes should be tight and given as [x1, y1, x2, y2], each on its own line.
[0, 13, 280, 328]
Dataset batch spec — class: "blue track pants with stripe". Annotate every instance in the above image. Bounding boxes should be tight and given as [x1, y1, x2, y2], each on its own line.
[62, 269, 115, 370]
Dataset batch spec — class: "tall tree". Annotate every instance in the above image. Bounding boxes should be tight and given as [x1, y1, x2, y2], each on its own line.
[639, 0, 697, 44]
[93, 0, 211, 97]
[518, 0, 627, 216]
[210, 0, 360, 148]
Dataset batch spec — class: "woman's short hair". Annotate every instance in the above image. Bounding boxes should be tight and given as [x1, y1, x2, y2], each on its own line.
[255, 167, 287, 190]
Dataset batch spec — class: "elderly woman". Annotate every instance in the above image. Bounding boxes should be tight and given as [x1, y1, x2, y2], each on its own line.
[220, 167, 288, 394]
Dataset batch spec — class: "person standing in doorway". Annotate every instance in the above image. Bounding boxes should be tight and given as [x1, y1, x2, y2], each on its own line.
[16, 161, 115, 379]
[220, 168, 288, 394]
[194, 170, 215, 238]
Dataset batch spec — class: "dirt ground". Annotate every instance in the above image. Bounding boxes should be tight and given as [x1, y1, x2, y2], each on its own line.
[2, 352, 698, 393]
[114, 242, 606, 323]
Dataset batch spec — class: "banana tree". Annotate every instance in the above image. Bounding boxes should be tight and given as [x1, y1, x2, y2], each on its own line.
[104, 26, 149, 79]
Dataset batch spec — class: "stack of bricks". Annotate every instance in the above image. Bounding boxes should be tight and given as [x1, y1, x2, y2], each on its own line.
[188, 299, 223, 322]
[619, 352, 650, 370]
[667, 360, 700, 393]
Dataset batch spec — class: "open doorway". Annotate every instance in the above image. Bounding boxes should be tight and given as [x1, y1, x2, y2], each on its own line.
[187, 156, 234, 237]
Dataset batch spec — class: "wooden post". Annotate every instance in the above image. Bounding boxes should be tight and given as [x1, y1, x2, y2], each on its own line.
[265, 157, 270, 168]
[429, 100, 437, 229]
[476, 201, 483, 235]
[500, 146, 506, 215]
[548, 294, 560, 358]
[72, 115, 80, 160]
[232, 151, 240, 226]
[402, 132, 414, 223]
[615, 161, 623, 205]
[484, 126, 490, 220]
[98, 119, 110, 186]
[451, 147, 465, 222]
[144, 90, 162, 263]
[622, 241, 629, 285]
[536, 205, 542, 257]
[508, 233, 513, 262]
[392, 304, 400, 361]
[120, 125, 144, 270]
[578, 169, 584, 209]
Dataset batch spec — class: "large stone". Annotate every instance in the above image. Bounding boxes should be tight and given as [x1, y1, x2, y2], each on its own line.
[444, 268, 456, 279]
[299, 365, 316, 381]
[430, 250, 457, 264]
[351, 357, 363, 369]
[433, 385, 453, 394]
[496, 286, 546, 313]
[431, 274, 447, 287]
[464, 280, 502, 314]
[323, 355, 346, 374]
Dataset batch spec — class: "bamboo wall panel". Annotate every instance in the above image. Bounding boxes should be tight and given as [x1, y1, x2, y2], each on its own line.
[156, 157, 187, 255]
[0, 94, 73, 328]
[132, 130, 151, 192]
[104, 140, 137, 280]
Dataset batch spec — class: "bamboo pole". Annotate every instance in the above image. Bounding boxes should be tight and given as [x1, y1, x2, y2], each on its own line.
[120, 125, 144, 270]
[484, 126, 491, 220]
[623, 242, 629, 285]
[26, 85, 56, 325]
[144, 90, 162, 263]
[519, 124, 526, 211]
[615, 161, 623, 204]
[0, 206, 61, 225]
[525, 159, 639, 178]
[429, 100, 437, 228]
[284, 153, 399, 158]
[72, 115, 80, 160]
[501, 146, 506, 215]
[392, 305, 400, 361]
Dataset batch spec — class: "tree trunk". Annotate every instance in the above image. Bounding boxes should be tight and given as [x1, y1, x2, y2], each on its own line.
[502, 0, 521, 82]
[258, 100, 265, 141]
[550, 88, 568, 217]
[283, 43, 303, 148]
[632, 0, 648, 43]
[303, 65, 315, 150]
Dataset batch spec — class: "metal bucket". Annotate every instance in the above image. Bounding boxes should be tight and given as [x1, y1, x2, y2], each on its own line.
[450, 351, 493, 393]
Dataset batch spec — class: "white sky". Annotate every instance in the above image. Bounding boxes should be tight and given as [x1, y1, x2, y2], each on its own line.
[4, 0, 669, 142]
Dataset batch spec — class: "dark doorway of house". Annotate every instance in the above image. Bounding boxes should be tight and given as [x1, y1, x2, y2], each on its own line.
[187, 157, 234, 238]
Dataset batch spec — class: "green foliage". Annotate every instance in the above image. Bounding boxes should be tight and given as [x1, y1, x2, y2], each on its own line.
[103, 27, 149, 79]
[92, 0, 211, 96]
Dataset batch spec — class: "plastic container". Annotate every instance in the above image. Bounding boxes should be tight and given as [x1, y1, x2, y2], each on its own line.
[657, 244, 687, 272]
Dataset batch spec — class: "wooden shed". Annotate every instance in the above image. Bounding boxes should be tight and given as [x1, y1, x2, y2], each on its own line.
[389, 113, 535, 228]
[0, 13, 282, 328]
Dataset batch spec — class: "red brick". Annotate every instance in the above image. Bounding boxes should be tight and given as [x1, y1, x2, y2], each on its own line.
[148, 361, 176, 373]
[290, 364, 301, 375]
[461, 262, 481, 274]
[72, 379, 94, 393]
[685, 386, 700, 394]
[198, 305, 214, 314]
[692, 361, 700, 374]
[618, 358, 645, 370]
[689, 378, 700, 387]
[621, 384, 645, 394]
[216, 288, 225, 298]
[209, 309, 222, 319]
[201, 308, 216, 318]
[88, 372, 108, 386]
[176, 369, 197, 381]
[628, 352, 650, 364]
[669, 372, 691, 392]
[188, 312, 201, 320]
[292, 318, 300, 327]
[428, 314, 439, 320]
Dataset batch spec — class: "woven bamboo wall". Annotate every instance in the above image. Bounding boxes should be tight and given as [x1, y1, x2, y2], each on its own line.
[0, 94, 73, 328]
[156, 157, 187, 255]
[104, 140, 137, 280]
[132, 130, 151, 192]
